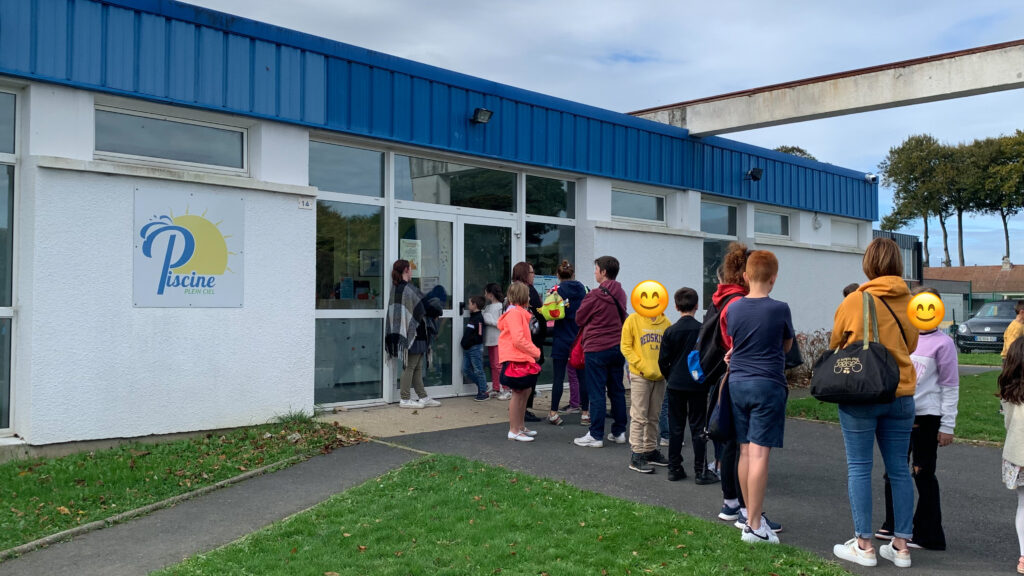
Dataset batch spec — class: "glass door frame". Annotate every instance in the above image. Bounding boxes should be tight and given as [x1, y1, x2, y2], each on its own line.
[390, 206, 519, 402]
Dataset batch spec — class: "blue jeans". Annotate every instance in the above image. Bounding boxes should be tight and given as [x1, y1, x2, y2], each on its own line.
[838, 395, 915, 539]
[461, 345, 488, 395]
[584, 346, 627, 439]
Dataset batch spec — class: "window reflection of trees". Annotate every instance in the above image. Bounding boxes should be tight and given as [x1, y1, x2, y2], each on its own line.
[315, 202, 383, 310]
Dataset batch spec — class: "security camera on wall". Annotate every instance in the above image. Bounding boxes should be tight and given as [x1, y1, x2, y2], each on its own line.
[865, 173, 878, 183]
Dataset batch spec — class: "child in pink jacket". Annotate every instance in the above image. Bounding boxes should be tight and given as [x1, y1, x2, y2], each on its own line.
[498, 282, 542, 442]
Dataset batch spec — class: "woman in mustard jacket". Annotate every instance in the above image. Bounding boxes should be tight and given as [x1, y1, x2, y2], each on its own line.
[830, 238, 919, 569]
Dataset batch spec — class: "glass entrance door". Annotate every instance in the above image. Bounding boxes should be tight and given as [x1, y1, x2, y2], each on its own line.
[394, 211, 514, 399]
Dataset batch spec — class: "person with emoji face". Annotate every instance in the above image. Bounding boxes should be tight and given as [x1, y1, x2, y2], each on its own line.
[621, 280, 672, 473]
[875, 286, 959, 551]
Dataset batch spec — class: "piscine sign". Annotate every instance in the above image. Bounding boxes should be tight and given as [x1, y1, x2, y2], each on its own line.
[133, 188, 244, 308]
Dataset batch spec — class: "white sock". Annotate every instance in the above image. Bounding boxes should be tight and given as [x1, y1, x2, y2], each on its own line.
[739, 507, 748, 518]
[724, 498, 739, 508]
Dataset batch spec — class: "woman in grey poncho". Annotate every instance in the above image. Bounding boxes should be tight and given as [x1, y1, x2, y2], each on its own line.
[386, 259, 443, 409]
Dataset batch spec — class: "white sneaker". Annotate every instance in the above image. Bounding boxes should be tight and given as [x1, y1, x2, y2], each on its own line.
[399, 399, 424, 409]
[519, 427, 538, 437]
[418, 396, 441, 407]
[606, 432, 626, 444]
[658, 437, 670, 447]
[573, 433, 604, 448]
[497, 391, 512, 401]
[740, 524, 779, 545]
[833, 538, 877, 567]
[879, 542, 911, 568]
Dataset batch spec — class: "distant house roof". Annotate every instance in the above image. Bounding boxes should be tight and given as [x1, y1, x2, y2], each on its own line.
[923, 265, 1024, 294]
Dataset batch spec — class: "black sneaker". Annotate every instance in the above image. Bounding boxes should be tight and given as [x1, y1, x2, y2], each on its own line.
[667, 466, 688, 481]
[694, 469, 720, 485]
[644, 449, 670, 467]
[629, 452, 654, 474]
[524, 410, 541, 422]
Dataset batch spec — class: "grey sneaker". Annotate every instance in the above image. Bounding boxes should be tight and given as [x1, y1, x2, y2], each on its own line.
[644, 449, 670, 467]
[629, 452, 654, 474]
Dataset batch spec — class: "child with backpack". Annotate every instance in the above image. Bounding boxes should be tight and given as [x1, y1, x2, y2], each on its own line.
[659, 287, 719, 484]
[548, 260, 589, 425]
[726, 249, 793, 545]
[461, 295, 490, 401]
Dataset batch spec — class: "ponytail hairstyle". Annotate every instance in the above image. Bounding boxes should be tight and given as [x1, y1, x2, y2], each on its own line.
[391, 259, 410, 286]
[485, 282, 504, 302]
[721, 242, 749, 287]
[556, 259, 574, 280]
[1000, 338, 1024, 405]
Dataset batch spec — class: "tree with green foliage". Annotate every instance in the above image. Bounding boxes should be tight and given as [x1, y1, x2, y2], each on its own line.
[773, 145, 817, 161]
[878, 134, 943, 266]
[981, 131, 1024, 261]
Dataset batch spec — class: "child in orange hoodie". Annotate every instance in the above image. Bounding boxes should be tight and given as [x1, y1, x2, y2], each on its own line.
[498, 282, 542, 442]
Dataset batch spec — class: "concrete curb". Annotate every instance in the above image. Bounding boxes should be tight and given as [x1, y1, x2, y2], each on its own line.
[0, 455, 301, 562]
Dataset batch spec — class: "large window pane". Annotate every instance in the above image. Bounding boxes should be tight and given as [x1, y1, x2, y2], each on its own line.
[701, 202, 736, 236]
[755, 211, 789, 236]
[398, 217, 453, 309]
[395, 155, 515, 212]
[95, 109, 244, 169]
[315, 318, 382, 403]
[309, 141, 383, 198]
[464, 224, 511, 309]
[316, 202, 384, 310]
[526, 175, 575, 218]
[703, 239, 732, 309]
[0, 166, 12, 307]
[0, 92, 13, 155]
[612, 190, 663, 221]
[526, 222, 575, 278]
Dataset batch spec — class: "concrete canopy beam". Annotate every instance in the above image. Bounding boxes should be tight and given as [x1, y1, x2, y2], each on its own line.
[632, 40, 1024, 137]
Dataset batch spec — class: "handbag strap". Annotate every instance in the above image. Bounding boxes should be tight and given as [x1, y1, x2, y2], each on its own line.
[599, 286, 627, 323]
[876, 296, 909, 348]
[861, 292, 881, 350]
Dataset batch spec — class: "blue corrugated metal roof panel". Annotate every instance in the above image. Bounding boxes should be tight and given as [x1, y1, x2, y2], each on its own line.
[3, 0, 877, 220]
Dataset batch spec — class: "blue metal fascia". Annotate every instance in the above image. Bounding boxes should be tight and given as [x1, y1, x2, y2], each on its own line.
[8, 0, 877, 221]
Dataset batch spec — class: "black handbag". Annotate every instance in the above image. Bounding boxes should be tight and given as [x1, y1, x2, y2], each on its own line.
[810, 292, 901, 405]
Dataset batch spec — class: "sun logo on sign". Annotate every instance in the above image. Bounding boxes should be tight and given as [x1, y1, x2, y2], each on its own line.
[140, 207, 236, 295]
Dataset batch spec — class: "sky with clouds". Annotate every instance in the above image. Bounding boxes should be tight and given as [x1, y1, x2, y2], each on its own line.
[187, 0, 1024, 267]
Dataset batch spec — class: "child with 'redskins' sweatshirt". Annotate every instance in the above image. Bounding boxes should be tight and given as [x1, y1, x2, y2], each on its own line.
[621, 294, 672, 474]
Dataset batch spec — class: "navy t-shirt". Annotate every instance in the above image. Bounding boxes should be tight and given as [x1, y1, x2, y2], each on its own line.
[726, 296, 794, 387]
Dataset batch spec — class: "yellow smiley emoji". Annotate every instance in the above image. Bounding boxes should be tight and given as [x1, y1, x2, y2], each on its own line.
[631, 280, 668, 318]
[907, 292, 945, 331]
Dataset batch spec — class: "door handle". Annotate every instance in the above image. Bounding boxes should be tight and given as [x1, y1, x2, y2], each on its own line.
[459, 302, 465, 315]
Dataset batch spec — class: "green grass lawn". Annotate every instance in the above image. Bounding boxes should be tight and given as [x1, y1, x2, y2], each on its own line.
[958, 352, 1002, 366]
[788, 371, 1004, 443]
[0, 416, 363, 552]
[154, 454, 850, 576]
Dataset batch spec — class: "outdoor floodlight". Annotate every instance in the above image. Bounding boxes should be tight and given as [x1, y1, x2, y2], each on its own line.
[471, 107, 493, 124]
[745, 167, 763, 181]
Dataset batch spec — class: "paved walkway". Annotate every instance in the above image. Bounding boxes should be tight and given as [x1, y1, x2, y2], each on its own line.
[0, 386, 1011, 576]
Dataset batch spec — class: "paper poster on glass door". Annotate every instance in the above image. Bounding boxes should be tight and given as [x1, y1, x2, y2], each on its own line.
[400, 239, 422, 278]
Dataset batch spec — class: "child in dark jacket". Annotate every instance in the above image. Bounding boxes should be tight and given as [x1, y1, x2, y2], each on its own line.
[461, 295, 489, 401]
[549, 260, 589, 425]
[658, 287, 720, 484]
